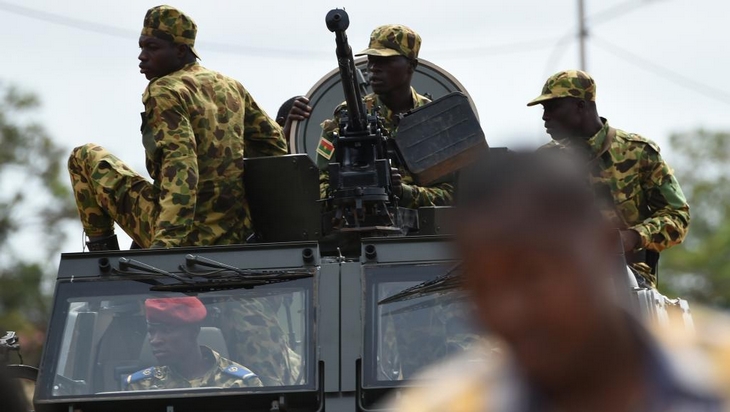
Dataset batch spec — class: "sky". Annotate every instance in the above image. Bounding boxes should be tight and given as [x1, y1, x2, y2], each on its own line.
[2, 0, 729, 260]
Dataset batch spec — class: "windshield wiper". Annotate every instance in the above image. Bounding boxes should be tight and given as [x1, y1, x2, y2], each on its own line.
[181, 254, 314, 279]
[110, 255, 313, 292]
[381, 293, 465, 316]
[378, 263, 462, 305]
[113, 257, 193, 284]
[150, 273, 312, 292]
[144, 254, 314, 292]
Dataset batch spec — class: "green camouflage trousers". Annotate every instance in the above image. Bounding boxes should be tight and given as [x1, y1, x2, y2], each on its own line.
[68, 143, 157, 247]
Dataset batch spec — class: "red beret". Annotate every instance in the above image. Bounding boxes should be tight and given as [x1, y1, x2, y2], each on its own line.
[145, 297, 207, 325]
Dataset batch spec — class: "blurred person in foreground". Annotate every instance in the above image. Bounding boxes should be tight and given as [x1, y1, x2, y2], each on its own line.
[528, 70, 690, 288]
[125, 297, 263, 390]
[386, 151, 729, 412]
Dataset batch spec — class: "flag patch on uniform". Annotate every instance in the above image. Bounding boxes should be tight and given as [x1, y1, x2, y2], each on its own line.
[317, 137, 335, 160]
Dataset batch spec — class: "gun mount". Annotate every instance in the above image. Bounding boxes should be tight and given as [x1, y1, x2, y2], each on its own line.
[324, 9, 404, 234]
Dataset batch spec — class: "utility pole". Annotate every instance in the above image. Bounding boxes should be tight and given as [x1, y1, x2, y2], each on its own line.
[577, 0, 588, 71]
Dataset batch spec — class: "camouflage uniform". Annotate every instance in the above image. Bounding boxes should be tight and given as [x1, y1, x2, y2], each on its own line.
[529, 71, 690, 286]
[125, 346, 263, 390]
[68, 5, 287, 248]
[316, 24, 454, 209]
[219, 297, 302, 386]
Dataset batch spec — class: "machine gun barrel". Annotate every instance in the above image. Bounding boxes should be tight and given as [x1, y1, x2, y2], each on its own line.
[325, 9, 367, 133]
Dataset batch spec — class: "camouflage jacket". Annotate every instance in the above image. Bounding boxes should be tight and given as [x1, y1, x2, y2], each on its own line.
[222, 297, 302, 386]
[142, 62, 287, 248]
[386, 309, 730, 412]
[125, 346, 263, 390]
[316, 88, 455, 209]
[543, 120, 690, 253]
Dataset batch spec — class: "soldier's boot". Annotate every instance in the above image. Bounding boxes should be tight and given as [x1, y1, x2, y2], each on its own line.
[86, 234, 120, 251]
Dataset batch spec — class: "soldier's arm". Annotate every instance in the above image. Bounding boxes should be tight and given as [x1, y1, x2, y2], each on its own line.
[240, 86, 288, 158]
[631, 147, 690, 252]
[146, 85, 198, 248]
[317, 117, 340, 199]
[399, 178, 456, 209]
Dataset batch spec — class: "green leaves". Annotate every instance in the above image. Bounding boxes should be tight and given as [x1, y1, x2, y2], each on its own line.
[0, 82, 75, 365]
[661, 129, 730, 307]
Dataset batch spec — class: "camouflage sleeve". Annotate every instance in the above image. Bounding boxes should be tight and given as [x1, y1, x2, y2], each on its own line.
[317, 117, 339, 169]
[399, 174, 456, 208]
[316, 115, 341, 199]
[319, 170, 330, 200]
[145, 85, 198, 248]
[632, 147, 690, 252]
[240, 86, 288, 158]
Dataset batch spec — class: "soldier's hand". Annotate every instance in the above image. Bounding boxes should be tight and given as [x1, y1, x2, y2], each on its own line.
[288, 97, 312, 121]
[391, 167, 403, 197]
[283, 97, 312, 138]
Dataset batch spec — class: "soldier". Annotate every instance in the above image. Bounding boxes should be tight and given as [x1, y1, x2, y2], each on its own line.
[219, 297, 302, 386]
[386, 151, 730, 412]
[528, 70, 690, 287]
[286, 25, 454, 207]
[125, 297, 262, 390]
[68, 5, 287, 251]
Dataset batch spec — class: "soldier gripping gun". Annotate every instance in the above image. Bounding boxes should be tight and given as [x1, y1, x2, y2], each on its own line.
[324, 9, 401, 232]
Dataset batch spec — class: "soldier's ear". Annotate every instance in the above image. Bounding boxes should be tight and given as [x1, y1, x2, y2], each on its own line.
[408, 59, 418, 73]
[177, 43, 191, 60]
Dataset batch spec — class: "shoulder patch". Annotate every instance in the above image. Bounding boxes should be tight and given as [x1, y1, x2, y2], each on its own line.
[126, 367, 154, 385]
[223, 364, 257, 380]
[317, 137, 335, 160]
[619, 131, 661, 153]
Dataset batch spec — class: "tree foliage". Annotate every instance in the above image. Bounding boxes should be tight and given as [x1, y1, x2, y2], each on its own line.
[660, 129, 730, 308]
[0, 83, 76, 366]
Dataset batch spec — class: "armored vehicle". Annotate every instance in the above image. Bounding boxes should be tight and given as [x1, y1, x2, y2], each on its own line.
[30, 9, 691, 412]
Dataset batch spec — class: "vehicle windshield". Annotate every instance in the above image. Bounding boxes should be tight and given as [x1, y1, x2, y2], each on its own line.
[363, 263, 479, 387]
[42, 277, 313, 397]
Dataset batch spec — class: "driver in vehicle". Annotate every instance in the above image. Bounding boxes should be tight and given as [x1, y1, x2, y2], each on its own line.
[125, 297, 263, 390]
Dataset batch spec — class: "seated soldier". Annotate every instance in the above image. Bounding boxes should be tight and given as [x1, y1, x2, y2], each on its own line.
[125, 297, 262, 390]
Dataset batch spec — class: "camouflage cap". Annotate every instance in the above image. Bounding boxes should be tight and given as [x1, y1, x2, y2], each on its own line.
[141, 5, 200, 59]
[356, 24, 421, 60]
[527, 70, 596, 107]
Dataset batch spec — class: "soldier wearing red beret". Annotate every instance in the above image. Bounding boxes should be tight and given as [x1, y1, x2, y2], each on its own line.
[125, 297, 263, 390]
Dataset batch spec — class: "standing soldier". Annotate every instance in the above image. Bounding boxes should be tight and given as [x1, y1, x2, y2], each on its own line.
[287, 25, 454, 207]
[68, 5, 287, 251]
[527, 70, 690, 287]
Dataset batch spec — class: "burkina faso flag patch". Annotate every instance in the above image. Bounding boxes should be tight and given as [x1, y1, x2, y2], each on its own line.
[317, 137, 335, 160]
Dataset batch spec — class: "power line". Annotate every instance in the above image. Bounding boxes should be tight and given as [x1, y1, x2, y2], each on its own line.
[589, 0, 669, 26]
[543, 34, 577, 77]
[428, 37, 563, 59]
[592, 36, 730, 106]
[0, 1, 331, 59]
[547, 0, 672, 74]
[0, 0, 564, 60]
